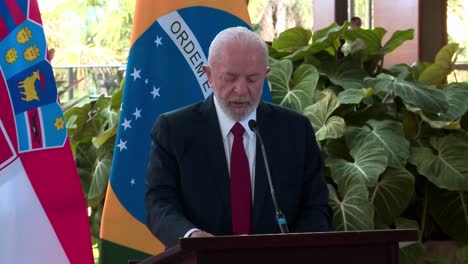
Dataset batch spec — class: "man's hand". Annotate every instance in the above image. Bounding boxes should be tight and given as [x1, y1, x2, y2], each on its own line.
[190, 230, 213, 238]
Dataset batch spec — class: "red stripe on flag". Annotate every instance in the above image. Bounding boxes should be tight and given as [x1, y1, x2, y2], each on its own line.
[4, 0, 27, 26]
[0, 16, 8, 40]
[29, 0, 43, 25]
[21, 140, 94, 263]
[0, 125, 14, 167]
[27, 108, 43, 149]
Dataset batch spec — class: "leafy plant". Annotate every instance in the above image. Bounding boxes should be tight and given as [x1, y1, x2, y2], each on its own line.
[268, 24, 468, 262]
[64, 87, 122, 243]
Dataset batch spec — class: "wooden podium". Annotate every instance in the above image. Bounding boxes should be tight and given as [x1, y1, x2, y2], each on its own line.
[133, 229, 418, 264]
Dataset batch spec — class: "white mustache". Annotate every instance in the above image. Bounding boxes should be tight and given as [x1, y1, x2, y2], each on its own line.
[228, 96, 251, 104]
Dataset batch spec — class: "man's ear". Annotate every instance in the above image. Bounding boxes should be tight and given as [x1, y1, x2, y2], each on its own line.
[202, 65, 210, 76]
[202, 65, 213, 85]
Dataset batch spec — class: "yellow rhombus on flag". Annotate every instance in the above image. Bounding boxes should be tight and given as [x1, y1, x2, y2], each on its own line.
[99, 1, 256, 263]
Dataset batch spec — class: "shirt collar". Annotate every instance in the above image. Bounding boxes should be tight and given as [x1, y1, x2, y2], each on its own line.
[213, 95, 256, 139]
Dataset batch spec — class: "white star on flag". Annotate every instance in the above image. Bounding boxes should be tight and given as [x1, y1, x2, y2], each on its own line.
[133, 108, 142, 120]
[145, 79, 149, 85]
[130, 68, 141, 81]
[130, 179, 136, 185]
[117, 139, 127, 152]
[154, 36, 163, 47]
[121, 118, 132, 131]
[151, 86, 160, 99]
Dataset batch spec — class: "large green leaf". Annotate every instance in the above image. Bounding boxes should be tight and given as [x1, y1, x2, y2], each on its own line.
[64, 101, 95, 144]
[88, 153, 112, 207]
[365, 73, 448, 114]
[89, 102, 119, 149]
[387, 64, 412, 79]
[371, 168, 415, 225]
[271, 26, 312, 52]
[319, 59, 368, 89]
[411, 61, 432, 81]
[382, 29, 415, 55]
[346, 120, 410, 168]
[303, 90, 345, 141]
[268, 60, 318, 112]
[418, 43, 459, 87]
[439, 82, 468, 121]
[327, 141, 387, 186]
[328, 175, 374, 231]
[429, 184, 468, 243]
[92, 124, 118, 149]
[343, 27, 387, 56]
[409, 135, 468, 191]
[338, 88, 373, 104]
[415, 82, 468, 128]
[284, 23, 349, 61]
[342, 28, 413, 59]
[110, 86, 123, 111]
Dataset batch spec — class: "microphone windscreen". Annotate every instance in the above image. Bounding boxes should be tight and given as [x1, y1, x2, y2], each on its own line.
[248, 119, 257, 132]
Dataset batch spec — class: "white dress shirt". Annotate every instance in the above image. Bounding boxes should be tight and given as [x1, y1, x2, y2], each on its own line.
[184, 96, 257, 237]
[213, 95, 257, 194]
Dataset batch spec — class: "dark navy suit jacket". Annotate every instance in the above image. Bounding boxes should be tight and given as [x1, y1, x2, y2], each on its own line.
[145, 95, 332, 247]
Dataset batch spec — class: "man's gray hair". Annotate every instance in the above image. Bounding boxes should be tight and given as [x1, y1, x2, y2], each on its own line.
[207, 26, 269, 67]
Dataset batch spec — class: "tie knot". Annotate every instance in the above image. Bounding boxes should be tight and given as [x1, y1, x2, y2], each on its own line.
[231, 122, 245, 137]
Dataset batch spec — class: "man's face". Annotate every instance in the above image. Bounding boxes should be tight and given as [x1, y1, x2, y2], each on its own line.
[351, 19, 362, 29]
[203, 42, 270, 121]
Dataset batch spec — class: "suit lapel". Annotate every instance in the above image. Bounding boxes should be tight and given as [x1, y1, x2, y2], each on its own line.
[253, 102, 274, 228]
[199, 95, 231, 212]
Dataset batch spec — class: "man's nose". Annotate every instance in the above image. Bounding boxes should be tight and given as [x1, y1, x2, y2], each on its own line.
[234, 79, 248, 94]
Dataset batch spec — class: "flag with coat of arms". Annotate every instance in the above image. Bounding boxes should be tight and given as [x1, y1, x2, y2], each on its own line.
[0, 0, 93, 263]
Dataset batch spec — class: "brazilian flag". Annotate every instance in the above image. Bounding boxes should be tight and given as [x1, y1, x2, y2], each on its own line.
[99, 1, 271, 263]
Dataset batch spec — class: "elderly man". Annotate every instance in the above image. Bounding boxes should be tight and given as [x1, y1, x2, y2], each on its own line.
[145, 26, 332, 247]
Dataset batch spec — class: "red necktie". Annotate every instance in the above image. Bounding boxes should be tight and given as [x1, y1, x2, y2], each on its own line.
[230, 122, 252, 235]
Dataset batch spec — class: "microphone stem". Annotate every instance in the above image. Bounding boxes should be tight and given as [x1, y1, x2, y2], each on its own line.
[255, 129, 289, 233]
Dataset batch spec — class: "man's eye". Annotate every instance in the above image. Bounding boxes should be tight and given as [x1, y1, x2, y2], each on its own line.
[223, 76, 235, 82]
[247, 78, 259, 83]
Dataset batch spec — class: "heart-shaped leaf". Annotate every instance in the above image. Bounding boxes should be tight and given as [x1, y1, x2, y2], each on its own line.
[439, 82, 468, 121]
[88, 153, 112, 206]
[328, 175, 374, 231]
[319, 59, 369, 89]
[418, 43, 459, 87]
[343, 27, 387, 56]
[382, 29, 415, 55]
[346, 120, 410, 168]
[371, 168, 415, 225]
[338, 88, 373, 104]
[272, 26, 312, 52]
[409, 135, 468, 191]
[284, 23, 349, 61]
[429, 184, 468, 243]
[268, 60, 319, 112]
[303, 90, 345, 141]
[365, 73, 448, 114]
[327, 141, 387, 186]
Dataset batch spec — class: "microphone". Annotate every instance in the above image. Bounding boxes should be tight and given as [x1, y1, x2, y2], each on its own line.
[248, 119, 289, 233]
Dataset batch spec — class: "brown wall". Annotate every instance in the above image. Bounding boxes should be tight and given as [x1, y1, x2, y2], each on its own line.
[313, 0, 348, 32]
[420, 0, 447, 62]
[374, 0, 420, 66]
[313, 1, 337, 31]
